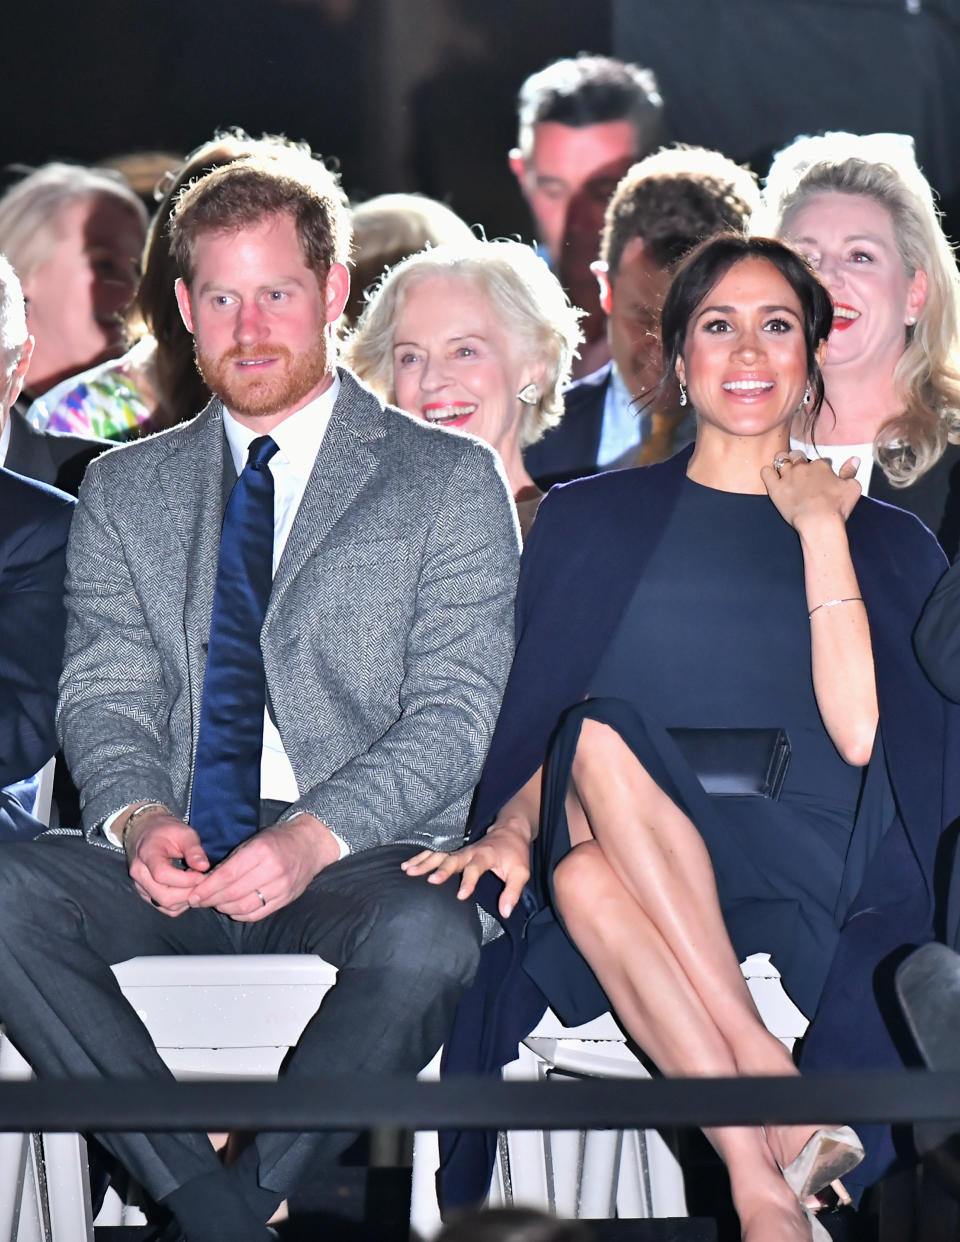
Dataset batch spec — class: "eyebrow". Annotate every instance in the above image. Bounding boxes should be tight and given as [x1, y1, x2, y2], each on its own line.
[197, 276, 304, 296]
[792, 232, 891, 249]
[695, 303, 801, 318]
[393, 333, 486, 348]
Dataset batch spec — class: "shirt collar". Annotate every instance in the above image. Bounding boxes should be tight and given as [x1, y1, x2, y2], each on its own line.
[222, 372, 341, 480]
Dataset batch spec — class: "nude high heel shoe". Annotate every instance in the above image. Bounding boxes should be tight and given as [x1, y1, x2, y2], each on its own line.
[782, 1125, 865, 1202]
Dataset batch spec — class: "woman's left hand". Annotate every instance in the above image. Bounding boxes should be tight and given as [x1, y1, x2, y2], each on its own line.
[761, 451, 862, 531]
[401, 823, 532, 919]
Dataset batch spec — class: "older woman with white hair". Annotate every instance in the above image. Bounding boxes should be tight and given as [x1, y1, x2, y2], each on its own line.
[0, 163, 147, 402]
[345, 239, 583, 538]
[763, 131, 960, 557]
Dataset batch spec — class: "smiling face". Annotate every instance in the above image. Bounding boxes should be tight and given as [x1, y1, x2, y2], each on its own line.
[391, 273, 541, 460]
[677, 257, 811, 442]
[175, 211, 349, 431]
[22, 193, 144, 391]
[781, 192, 926, 375]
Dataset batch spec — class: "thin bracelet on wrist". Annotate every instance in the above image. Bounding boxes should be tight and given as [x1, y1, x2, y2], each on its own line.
[808, 596, 864, 619]
[121, 801, 170, 845]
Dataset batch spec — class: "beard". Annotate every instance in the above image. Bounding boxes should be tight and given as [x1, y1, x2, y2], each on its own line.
[196, 335, 329, 418]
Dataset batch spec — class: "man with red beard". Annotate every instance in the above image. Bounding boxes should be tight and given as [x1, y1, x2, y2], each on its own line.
[0, 147, 519, 1241]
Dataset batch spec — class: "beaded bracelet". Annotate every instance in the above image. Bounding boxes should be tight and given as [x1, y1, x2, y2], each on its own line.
[808, 596, 864, 619]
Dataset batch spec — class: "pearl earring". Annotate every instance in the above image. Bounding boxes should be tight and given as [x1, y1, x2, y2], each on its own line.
[906, 315, 917, 326]
[678, 381, 687, 408]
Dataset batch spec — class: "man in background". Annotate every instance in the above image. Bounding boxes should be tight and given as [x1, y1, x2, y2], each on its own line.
[510, 54, 665, 376]
[525, 146, 760, 488]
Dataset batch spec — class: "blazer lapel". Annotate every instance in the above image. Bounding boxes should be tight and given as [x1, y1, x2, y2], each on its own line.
[156, 403, 227, 661]
[265, 371, 384, 624]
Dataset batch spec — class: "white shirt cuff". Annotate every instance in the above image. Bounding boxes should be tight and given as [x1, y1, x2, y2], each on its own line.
[329, 830, 350, 859]
[102, 808, 125, 848]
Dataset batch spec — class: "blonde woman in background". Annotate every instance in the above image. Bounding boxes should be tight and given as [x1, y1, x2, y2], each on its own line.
[764, 131, 960, 557]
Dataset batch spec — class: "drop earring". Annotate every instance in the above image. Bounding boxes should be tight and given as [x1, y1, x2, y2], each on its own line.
[678, 381, 687, 408]
[803, 385, 811, 405]
[517, 382, 539, 405]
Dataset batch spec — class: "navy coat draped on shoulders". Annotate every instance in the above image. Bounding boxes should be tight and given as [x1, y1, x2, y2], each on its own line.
[441, 446, 960, 1208]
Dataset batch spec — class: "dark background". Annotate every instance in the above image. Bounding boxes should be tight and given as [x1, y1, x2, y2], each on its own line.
[5, 0, 959, 244]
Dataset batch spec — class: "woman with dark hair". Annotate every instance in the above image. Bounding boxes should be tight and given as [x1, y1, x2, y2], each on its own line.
[406, 236, 960, 1239]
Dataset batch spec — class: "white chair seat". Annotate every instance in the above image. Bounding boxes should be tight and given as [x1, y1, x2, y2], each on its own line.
[113, 954, 338, 1078]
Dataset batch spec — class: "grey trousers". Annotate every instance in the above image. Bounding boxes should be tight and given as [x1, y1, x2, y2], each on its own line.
[0, 836, 481, 1202]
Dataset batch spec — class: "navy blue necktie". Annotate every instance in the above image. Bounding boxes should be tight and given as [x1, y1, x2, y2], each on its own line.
[190, 435, 279, 863]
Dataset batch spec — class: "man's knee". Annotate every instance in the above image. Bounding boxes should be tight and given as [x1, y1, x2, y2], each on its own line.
[357, 872, 481, 985]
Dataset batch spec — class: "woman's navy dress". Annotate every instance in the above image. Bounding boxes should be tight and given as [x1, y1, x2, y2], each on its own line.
[523, 478, 896, 1025]
[439, 453, 958, 1208]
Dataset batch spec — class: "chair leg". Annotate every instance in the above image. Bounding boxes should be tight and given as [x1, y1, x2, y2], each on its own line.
[548, 1129, 582, 1217]
[409, 1047, 443, 1241]
[15, 1143, 46, 1242]
[0, 1033, 36, 1242]
[580, 1129, 621, 1217]
[42, 1132, 93, 1242]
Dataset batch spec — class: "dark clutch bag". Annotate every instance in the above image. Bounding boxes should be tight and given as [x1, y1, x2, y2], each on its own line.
[667, 727, 791, 799]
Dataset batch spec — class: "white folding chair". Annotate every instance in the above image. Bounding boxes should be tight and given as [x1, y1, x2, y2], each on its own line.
[0, 953, 338, 1240]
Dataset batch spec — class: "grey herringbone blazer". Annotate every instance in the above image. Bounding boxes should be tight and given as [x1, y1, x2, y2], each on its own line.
[57, 368, 520, 854]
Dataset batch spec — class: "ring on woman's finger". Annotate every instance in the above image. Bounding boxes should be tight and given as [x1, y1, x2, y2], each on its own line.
[256, 888, 267, 907]
[773, 454, 790, 474]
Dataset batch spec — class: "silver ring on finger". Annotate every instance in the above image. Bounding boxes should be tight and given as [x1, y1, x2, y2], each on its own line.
[773, 454, 789, 476]
[256, 888, 267, 907]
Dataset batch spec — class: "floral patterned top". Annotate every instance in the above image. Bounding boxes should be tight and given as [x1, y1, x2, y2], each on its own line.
[28, 337, 158, 441]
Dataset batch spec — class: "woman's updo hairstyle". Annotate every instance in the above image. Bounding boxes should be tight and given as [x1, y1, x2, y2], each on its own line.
[660, 233, 834, 429]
